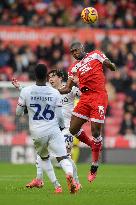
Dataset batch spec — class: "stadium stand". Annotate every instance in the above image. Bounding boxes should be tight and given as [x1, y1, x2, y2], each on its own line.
[0, 0, 135, 28]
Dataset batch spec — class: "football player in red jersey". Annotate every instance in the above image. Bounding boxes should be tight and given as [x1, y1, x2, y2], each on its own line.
[58, 41, 117, 183]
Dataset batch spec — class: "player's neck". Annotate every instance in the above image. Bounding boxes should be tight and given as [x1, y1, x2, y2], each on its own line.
[77, 52, 86, 60]
[82, 52, 87, 59]
[36, 81, 46, 86]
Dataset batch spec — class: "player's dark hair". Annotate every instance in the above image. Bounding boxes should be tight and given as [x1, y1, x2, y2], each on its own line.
[48, 69, 64, 78]
[70, 42, 83, 50]
[35, 64, 47, 81]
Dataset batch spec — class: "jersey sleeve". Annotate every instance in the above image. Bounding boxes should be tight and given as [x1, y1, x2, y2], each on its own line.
[68, 61, 78, 79]
[95, 50, 108, 63]
[68, 65, 74, 79]
[17, 88, 26, 107]
[71, 86, 81, 98]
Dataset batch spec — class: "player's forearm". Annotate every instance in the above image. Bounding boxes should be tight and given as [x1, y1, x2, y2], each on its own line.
[58, 86, 72, 94]
[16, 105, 25, 116]
[109, 62, 117, 71]
[18, 85, 24, 91]
[58, 78, 74, 94]
[103, 59, 117, 71]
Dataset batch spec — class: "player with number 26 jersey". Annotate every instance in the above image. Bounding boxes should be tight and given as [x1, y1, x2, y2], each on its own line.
[17, 85, 62, 137]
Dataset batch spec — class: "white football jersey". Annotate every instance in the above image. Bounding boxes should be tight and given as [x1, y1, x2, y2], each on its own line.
[17, 85, 62, 136]
[61, 86, 81, 128]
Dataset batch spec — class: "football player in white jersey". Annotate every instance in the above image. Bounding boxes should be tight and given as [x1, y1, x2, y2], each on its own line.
[48, 70, 81, 185]
[12, 70, 82, 192]
[15, 64, 78, 194]
[48, 70, 81, 151]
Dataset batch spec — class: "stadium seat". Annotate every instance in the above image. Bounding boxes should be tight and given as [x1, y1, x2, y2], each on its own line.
[12, 131, 28, 145]
[0, 116, 16, 132]
[17, 74, 29, 82]
[115, 137, 129, 148]
[116, 93, 126, 102]
[9, 99, 18, 113]
[105, 125, 120, 137]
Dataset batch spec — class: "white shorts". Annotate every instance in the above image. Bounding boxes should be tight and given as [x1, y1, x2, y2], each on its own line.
[62, 128, 73, 154]
[32, 127, 67, 158]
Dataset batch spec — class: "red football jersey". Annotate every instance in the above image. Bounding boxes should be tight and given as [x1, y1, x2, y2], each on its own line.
[68, 50, 108, 92]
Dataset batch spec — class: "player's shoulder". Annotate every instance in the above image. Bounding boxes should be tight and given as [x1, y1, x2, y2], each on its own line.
[21, 85, 33, 93]
[47, 85, 60, 95]
[70, 60, 78, 68]
[68, 60, 78, 71]
[89, 50, 108, 61]
[89, 50, 103, 55]
[68, 60, 79, 78]
[19, 85, 34, 98]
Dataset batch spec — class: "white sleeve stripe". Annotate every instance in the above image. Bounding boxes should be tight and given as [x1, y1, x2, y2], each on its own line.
[91, 53, 108, 63]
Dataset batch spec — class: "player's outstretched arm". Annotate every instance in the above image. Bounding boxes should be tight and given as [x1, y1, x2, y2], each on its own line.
[58, 78, 74, 94]
[16, 105, 25, 116]
[103, 59, 117, 71]
[12, 78, 23, 90]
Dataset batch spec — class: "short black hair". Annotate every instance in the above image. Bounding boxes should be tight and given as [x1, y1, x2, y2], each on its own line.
[70, 42, 83, 50]
[35, 64, 47, 80]
[48, 69, 64, 78]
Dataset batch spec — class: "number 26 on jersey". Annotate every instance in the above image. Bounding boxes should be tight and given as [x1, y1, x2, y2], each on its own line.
[30, 104, 54, 120]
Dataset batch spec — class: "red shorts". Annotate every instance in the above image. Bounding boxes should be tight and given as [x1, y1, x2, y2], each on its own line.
[73, 91, 108, 123]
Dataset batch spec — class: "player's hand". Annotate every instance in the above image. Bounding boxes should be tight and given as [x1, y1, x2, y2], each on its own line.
[12, 78, 20, 89]
[111, 63, 117, 71]
[103, 59, 117, 71]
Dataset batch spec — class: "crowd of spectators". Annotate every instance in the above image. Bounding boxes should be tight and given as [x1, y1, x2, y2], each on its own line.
[0, 34, 136, 80]
[0, 0, 136, 140]
[0, 36, 68, 81]
[0, 34, 136, 138]
[0, 0, 136, 28]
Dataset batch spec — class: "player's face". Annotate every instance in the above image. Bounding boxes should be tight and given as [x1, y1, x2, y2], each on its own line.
[48, 73, 62, 89]
[70, 47, 85, 60]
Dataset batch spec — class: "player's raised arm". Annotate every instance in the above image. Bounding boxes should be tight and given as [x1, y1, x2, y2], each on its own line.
[58, 78, 74, 94]
[12, 78, 23, 90]
[103, 59, 117, 71]
[16, 88, 26, 116]
[96, 50, 117, 72]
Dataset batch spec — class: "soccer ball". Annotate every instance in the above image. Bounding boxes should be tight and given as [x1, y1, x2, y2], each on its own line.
[81, 7, 98, 23]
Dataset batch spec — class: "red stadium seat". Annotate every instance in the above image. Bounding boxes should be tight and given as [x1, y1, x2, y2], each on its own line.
[12, 131, 28, 145]
[116, 93, 126, 102]
[115, 137, 129, 148]
[9, 99, 18, 113]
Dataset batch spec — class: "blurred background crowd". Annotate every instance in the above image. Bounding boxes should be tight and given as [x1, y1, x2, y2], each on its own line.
[0, 0, 136, 142]
[0, 0, 136, 28]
